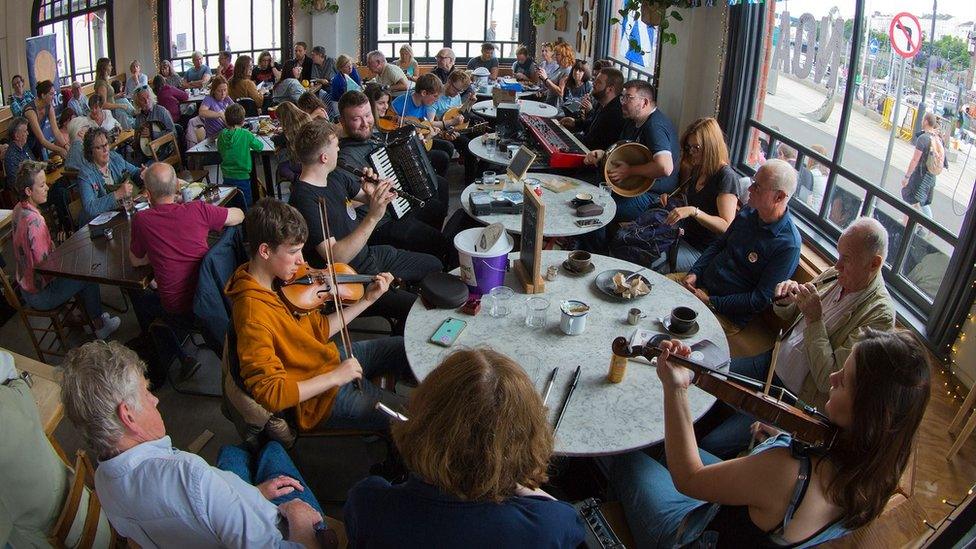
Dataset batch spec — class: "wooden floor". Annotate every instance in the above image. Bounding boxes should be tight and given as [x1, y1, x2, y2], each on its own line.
[821, 366, 976, 548]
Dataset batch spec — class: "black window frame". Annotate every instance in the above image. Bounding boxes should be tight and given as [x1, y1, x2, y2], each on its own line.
[157, 0, 293, 76]
[363, 0, 535, 63]
[32, 0, 115, 86]
[721, 0, 976, 352]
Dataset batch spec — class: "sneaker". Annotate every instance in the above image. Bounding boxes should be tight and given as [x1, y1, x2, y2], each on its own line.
[177, 356, 202, 382]
[94, 314, 121, 339]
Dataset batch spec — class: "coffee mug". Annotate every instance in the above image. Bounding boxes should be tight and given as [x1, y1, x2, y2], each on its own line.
[627, 308, 646, 326]
[670, 306, 698, 334]
[566, 250, 592, 272]
[560, 300, 590, 335]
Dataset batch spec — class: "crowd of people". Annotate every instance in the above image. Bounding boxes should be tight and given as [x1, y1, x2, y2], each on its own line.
[0, 38, 935, 548]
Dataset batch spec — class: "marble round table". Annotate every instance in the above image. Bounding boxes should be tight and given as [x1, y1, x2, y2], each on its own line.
[471, 99, 559, 119]
[459, 174, 616, 238]
[468, 134, 525, 167]
[403, 250, 729, 456]
[474, 87, 541, 99]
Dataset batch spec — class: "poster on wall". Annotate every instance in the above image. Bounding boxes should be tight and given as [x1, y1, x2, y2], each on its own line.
[615, 10, 657, 72]
[26, 34, 61, 108]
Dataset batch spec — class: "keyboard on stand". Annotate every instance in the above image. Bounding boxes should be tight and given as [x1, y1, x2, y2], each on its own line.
[520, 113, 590, 169]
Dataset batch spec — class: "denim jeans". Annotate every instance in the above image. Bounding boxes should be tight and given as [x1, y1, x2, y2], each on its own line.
[699, 350, 782, 459]
[127, 289, 194, 383]
[216, 441, 323, 514]
[319, 337, 410, 431]
[22, 277, 103, 319]
[222, 177, 253, 208]
[608, 449, 722, 548]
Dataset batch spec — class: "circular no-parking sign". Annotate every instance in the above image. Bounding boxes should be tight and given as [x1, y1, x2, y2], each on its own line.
[889, 12, 923, 59]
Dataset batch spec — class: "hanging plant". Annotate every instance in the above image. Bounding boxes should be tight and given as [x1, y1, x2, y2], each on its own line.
[610, 0, 688, 52]
[529, 0, 559, 26]
[299, 0, 339, 13]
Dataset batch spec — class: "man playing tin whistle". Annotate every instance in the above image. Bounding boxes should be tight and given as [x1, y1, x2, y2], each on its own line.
[698, 217, 895, 458]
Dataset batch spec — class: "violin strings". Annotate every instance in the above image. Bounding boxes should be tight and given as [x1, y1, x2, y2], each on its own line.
[318, 198, 360, 391]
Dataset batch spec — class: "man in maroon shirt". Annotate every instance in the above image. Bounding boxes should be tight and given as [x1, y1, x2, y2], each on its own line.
[129, 162, 244, 387]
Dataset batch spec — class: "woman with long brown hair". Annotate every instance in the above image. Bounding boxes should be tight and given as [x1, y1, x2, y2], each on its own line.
[610, 328, 931, 547]
[227, 55, 265, 107]
[344, 348, 585, 547]
[663, 117, 739, 271]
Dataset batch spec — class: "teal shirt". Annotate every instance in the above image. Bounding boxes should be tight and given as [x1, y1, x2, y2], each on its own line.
[217, 127, 263, 180]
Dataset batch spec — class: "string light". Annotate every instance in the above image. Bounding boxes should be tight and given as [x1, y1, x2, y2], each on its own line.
[150, 0, 160, 71]
[712, 3, 729, 116]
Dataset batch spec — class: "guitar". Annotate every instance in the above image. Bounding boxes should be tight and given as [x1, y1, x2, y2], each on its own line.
[441, 93, 478, 130]
[441, 121, 490, 142]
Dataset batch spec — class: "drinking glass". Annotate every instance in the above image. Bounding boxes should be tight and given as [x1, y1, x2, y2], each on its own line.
[482, 170, 497, 186]
[524, 296, 550, 329]
[487, 286, 514, 318]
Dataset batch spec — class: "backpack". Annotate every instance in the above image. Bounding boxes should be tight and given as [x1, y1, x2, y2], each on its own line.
[925, 132, 945, 176]
[609, 207, 682, 268]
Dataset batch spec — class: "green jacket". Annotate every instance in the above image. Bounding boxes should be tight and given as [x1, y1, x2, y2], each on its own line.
[773, 267, 894, 409]
[217, 127, 263, 180]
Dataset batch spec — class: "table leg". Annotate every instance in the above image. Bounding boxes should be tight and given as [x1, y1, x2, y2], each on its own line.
[262, 154, 275, 199]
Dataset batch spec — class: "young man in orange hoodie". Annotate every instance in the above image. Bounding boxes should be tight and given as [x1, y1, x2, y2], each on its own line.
[225, 197, 409, 432]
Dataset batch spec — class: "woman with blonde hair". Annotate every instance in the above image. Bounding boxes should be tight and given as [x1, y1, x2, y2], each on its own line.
[538, 41, 575, 107]
[396, 45, 419, 81]
[663, 117, 739, 271]
[330, 54, 363, 101]
[275, 101, 310, 180]
[344, 348, 585, 547]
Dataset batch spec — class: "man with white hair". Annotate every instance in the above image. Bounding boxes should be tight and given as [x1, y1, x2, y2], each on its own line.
[700, 216, 895, 458]
[64, 116, 95, 171]
[67, 81, 90, 116]
[133, 85, 176, 164]
[431, 47, 457, 83]
[682, 158, 802, 328]
[366, 50, 409, 92]
[59, 340, 326, 547]
[184, 51, 212, 89]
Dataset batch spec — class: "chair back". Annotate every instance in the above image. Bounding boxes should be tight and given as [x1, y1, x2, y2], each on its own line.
[237, 98, 259, 117]
[149, 132, 183, 169]
[49, 450, 120, 548]
[193, 225, 246, 351]
[0, 260, 25, 311]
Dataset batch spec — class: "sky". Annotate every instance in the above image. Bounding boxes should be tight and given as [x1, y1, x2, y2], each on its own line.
[776, 0, 976, 21]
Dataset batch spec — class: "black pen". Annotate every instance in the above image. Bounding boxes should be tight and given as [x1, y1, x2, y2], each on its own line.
[542, 367, 559, 406]
[553, 365, 581, 434]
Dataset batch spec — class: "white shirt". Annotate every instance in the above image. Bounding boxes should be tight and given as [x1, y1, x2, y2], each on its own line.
[94, 436, 301, 548]
[775, 283, 863, 394]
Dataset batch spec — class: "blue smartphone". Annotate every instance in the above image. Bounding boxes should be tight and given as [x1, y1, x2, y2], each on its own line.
[430, 317, 467, 347]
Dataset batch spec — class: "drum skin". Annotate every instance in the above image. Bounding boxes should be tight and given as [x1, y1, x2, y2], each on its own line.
[603, 141, 655, 197]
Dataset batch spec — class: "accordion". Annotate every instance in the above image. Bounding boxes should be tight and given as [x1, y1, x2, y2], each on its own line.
[369, 130, 437, 218]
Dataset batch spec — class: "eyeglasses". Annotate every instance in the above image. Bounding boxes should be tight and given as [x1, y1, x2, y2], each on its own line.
[620, 94, 641, 103]
[133, 84, 150, 94]
[683, 143, 702, 153]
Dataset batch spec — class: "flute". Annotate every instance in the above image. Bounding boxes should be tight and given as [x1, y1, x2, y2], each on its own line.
[773, 273, 839, 304]
[335, 159, 428, 210]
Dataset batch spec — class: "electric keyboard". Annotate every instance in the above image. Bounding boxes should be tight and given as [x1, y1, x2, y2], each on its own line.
[520, 113, 590, 169]
[368, 134, 437, 219]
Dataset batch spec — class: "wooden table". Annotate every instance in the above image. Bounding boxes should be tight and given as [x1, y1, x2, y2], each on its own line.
[10, 349, 63, 435]
[35, 187, 240, 289]
[187, 133, 278, 200]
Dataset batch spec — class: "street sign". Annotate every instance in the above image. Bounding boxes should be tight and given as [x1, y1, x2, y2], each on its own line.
[869, 37, 880, 57]
[889, 12, 923, 59]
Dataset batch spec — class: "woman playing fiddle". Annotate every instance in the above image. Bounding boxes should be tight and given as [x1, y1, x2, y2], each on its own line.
[609, 328, 930, 547]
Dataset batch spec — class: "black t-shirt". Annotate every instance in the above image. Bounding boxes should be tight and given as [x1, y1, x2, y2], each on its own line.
[581, 96, 624, 151]
[682, 164, 739, 251]
[512, 58, 537, 78]
[281, 56, 313, 82]
[431, 66, 454, 84]
[288, 178, 369, 271]
[619, 108, 681, 196]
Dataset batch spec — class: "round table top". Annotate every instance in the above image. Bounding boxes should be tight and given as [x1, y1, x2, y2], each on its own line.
[475, 87, 541, 99]
[471, 99, 559, 119]
[459, 174, 616, 237]
[468, 134, 521, 167]
[403, 250, 729, 457]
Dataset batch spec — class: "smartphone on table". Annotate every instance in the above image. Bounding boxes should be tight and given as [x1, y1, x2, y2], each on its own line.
[430, 317, 467, 347]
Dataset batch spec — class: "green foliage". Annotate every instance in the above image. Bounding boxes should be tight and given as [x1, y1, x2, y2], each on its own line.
[298, 0, 338, 13]
[529, 0, 558, 26]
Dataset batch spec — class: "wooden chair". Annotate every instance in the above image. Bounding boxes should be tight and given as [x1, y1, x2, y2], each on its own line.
[149, 132, 210, 184]
[0, 256, 96, 362]
[49, 450, 122, 548]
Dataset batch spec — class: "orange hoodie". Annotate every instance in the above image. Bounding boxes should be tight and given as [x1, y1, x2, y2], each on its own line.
[225, 263, 341, 431]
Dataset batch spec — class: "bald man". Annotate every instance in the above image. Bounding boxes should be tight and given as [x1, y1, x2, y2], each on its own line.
[700, 217, 895, 458]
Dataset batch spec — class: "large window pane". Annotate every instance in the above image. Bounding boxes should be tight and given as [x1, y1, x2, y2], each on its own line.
[376, 0, 519, 61]
[753, 0, 855, 158]
[35, 0, 109, 85]
[901, 226, 951, 302]
[168, 0, 282, 75]
[605, 0, 658, 80]
[825, 175, 865, 229]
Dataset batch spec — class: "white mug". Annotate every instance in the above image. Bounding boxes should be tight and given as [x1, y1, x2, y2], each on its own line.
[560, 300, 589, 335]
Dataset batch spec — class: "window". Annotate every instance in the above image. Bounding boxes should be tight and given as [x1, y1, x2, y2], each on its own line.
[33, 0, 113, 86]
[727, 0, 976, 340]
[369, 0, 529, 61]
[601, 0, 660, 83]
[160, 0, 285, 76]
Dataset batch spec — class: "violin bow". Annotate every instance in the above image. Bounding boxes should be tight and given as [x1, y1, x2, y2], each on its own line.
[317, 197, 362, 392]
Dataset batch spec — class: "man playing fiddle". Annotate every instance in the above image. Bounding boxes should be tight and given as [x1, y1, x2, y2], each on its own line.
[699, 217, 895, 458]
[288, 116, 443, 332]
[226, 196, 410, 433]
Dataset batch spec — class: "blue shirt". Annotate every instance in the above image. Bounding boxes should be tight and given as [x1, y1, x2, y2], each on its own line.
[621, 107, 680, 197]
[391, 93, 435, 121]
[432, 93, 462, 118]
[689, 207, 801, 326]
[4, 142, 34, 191]
[330, 67, 362, 102]
[184, 64, 212, 83]
[67, 96, 90, 116]
[94, 436, 300, 548]
[344, 475, 586, 548]
[76, 151, 140, 226]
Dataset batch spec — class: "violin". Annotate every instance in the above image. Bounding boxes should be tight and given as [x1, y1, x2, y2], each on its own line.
[376, 113, 434, 151]
[611, 337, 838, 449]
[275, 263, 384, 316]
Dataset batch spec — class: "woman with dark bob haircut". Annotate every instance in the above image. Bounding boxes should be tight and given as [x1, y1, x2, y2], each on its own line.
[344, 348, 585, 547]
[610, 328, 931, 547]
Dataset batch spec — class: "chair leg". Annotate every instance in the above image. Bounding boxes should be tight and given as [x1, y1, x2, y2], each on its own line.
[947, 411, 976, 461]
[949, 385, 976, 435]
[22, 312, 48, 362]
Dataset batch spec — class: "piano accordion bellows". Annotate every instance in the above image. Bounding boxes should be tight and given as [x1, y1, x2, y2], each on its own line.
[369, 133, 437, 219]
